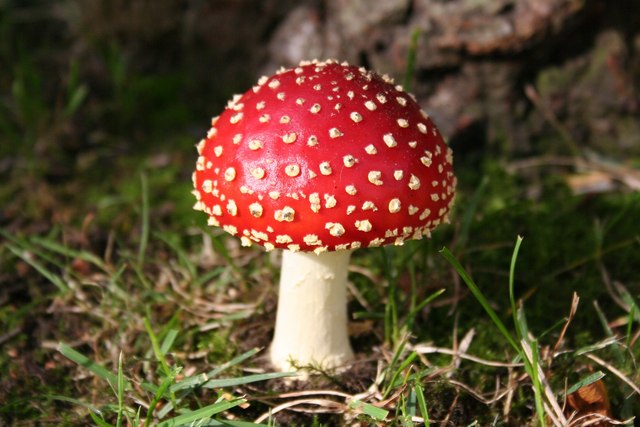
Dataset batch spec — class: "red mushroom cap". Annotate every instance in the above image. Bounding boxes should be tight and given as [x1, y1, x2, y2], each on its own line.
[193, 59, 456, 253]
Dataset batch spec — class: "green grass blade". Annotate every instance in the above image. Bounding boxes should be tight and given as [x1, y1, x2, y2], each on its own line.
[145, 370, 178, 426]
[618, 287, 640, 323]
[159, 348, 270, 418]
[352, 311, 385, 320]
[384, 351, 417, 397]
[171, 372, 212, 392]
[64, 84, 88, 117]
[592, 300, 615, 337]
[142, 317, 179, 418]
[575, 337, 619, 356]
[383, 339, 407, 388]
[196, 421, 269, 427]
[202, 372, 295, 389]
[57, 342, 130, 390]
[592, 301, 626, 366]
[133, 262, 153, 290]
[134, 406, 142, 426]
[64, 59, 86, 117]
[205, 347, 264, 377]
[6, 243, 69, 292]
[509, 236, 524, 340]
[404, 288, 446, 328]
[0, 230, 63, 267]
[155, 398, 246, 427]
[137, 172, 149, 266]
[527, 339, 546, 427]
[382, 247, 399, 346]
[508, 237, 545, 426]
[90, 411, 115, 427]
[394, 368, 438, 387]
[349, 400, 389, 421]
[107, 264, 130, 300]
[407, 259, 418, 318]
[30, 235, 108, 271]
[566, 371, 606, 395]
[208, 232, 242, 276]
[160, 329, 179, 355]
[192, 266, 226, 288]
[406, 387, 417, 420]
[155, 232, 197, 278]
[413, 381, 430, 427]
[172, 347, 262, 391]
[440, 247, 520, 353]
[402, 28, 421, 92]
[515, 307, 531, 347]
[48, 394, 106, 418]
[116, 351, 125, 427]
[455, 176, 488, 250]
[143, 317, 172, 378]
[626, 304, 635, 348]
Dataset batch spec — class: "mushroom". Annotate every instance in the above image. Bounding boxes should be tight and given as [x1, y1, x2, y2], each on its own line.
[192, 59, 456, 372]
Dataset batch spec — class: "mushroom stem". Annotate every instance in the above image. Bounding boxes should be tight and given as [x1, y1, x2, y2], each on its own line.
[270, 249, 354, 372]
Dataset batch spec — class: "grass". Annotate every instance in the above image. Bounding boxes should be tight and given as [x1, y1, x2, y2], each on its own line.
[6, 165, 637, 425]
[1, 3, 639, 426]
[2, 166, 639, 426]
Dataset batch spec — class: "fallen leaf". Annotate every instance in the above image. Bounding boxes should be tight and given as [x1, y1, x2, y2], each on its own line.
[566, 378, 611, 426]
[565, 171, 615, 195]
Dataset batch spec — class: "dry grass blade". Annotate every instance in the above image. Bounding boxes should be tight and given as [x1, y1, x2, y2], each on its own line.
[259, 390, 353, 400]
[568, 413, 635, 426]
[254, 399, 346, 422]
[521, 85, 640, 192]
[584, 151, 640, 191]
[0, 328, 21, 346]
[440, 392, 459, 427]
[584, 353, 640, 396]
[454, 328, 475, 371]
[503, 368, 517, 419]
[631, 328, 640, 348]
[253, 388, 392, 424]
[598, 263, 628, 311]
[550, 292, 580, 365]
[446, 379, 512, 405]
[543, 401, 566, 427]
[520, 338, 568, 426]
[507, 155, 578, 171]
[507, 150, 640, 196]
[346, 280, 372, 312]
[411, 343, 523, 368]
[524, 84, 581, 158]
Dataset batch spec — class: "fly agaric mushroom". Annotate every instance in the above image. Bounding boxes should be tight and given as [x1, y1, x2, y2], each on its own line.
[192, 59, 456, 372]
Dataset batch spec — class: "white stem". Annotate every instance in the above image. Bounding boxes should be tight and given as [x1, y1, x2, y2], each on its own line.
[270, 250, 354, 371]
